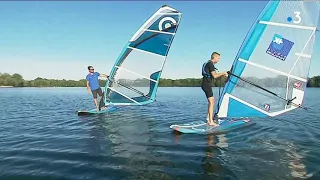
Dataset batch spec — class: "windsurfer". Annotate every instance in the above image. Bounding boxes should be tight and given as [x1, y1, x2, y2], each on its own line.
[201, 52, 228, 126]
[86, 66, 109, 111]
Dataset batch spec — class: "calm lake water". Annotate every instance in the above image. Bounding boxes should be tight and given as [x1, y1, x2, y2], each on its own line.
[0, 87, 319, 180]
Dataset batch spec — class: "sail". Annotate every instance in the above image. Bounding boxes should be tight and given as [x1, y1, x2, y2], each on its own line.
[216, 0, 320, 118]
[103, 5, 182, 106]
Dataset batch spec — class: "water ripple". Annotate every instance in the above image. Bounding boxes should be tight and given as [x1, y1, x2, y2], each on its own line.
[0, 87, 319, 179]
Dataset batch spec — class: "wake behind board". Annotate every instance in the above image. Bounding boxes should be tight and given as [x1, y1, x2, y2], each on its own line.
[77, 106, 117, 116]
[170, 118, 250, 134]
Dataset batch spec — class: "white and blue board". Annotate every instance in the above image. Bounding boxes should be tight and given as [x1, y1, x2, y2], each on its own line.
[170, 118, 250, 134]
[77, 106, 117, 116]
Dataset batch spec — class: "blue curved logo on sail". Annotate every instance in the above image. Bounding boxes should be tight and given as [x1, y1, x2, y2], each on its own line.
[266, 33, 294, 61]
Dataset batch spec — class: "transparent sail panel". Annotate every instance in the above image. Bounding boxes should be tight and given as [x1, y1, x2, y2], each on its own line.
[248, 25, 315, 78]
[108, 49, 164, 104]
[104, 5, 182, 105]
[231, 64, 288, 113]
[217, 1, 320, 118]
[269, 1, 320, 27]
[107, 80, 151, 105]
[112, 49, 164, 81]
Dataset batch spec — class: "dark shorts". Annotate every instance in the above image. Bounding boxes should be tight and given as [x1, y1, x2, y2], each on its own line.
[91, 87, 103, 99]
[201, 83, 213, 98]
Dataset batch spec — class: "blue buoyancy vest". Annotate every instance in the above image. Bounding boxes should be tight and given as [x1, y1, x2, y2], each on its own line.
[202, 60, 213, 78]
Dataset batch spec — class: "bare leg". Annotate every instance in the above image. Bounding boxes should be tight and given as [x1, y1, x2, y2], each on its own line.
[99, 94, 107, 109]
[207, 97, 218, 126]
[94, 98, 99, 111]
[97, 88, 106, 110]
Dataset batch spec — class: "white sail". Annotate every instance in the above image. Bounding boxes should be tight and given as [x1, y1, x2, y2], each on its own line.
[216, 1, 320, 118]
[103, 5, 182, 106]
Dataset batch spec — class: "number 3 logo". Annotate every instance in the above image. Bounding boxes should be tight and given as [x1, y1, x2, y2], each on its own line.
[293, 11, 301, 24]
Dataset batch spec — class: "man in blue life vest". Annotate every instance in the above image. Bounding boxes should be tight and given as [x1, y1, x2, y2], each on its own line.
[201, 52, 228, 126]
[86, 65, 109, 111]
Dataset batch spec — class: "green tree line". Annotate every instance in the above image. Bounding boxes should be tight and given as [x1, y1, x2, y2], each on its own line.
[1, 72, 320, 88]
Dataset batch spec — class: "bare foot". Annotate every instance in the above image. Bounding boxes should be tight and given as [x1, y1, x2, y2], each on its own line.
[208, 121, 219, 127]
[96, 107, 100, 111]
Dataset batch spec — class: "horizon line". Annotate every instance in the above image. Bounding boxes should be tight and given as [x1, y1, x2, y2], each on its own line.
[1, 72, 320, 81]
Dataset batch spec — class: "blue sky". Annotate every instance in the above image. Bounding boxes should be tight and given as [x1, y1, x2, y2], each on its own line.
[0, 1, 319, 80]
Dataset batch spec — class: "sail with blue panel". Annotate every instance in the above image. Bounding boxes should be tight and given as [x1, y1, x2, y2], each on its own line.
[216, 0, 320, 118]
[103, 5, 182, 106]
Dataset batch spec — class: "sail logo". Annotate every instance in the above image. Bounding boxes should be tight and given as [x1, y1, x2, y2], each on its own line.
[293, 81, 305, 90]
[158, 17, 177, 31]
[266, 34, 294, 61]
[294, 81, 301, 88]
[264, 104, 270, 112]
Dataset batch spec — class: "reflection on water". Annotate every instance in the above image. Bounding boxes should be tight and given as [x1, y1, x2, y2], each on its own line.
[251, 138, 313, 180]
[86, 115, 112, 156]
[216, 134, 229, 149]
[262, 140, 312, 179]
[84, 107, 154, 159]
[172, 131, 235, 179]
[201, 134, 229, 177]
[0, 87, 320, 179]
[287, 148, 312, 179]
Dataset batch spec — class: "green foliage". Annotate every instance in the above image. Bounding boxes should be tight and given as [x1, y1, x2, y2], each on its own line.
[1, 72, 320, 87]
[159, 77, 227, 87]
[0, 73, 87, 87]
[307, 76, 320, 87]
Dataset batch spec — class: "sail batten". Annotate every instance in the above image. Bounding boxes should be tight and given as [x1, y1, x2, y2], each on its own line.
[127, 47, 165, 58]
[294, 53, 311, 58]
[238, 58, 308, 82]
[114, 66, 158, 83]
[259, 21, 317, 30]
[103, 5, 182, 106]
[107, 87, 142, 105]
[216, 1, 320, 118]
[285, 29, 316, 100]
[143, 29, 175, 35]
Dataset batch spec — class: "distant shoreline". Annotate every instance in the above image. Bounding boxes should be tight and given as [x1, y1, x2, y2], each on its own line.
[1, 72, 320, 88]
